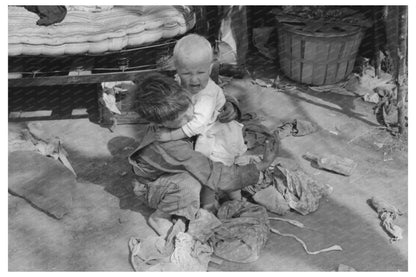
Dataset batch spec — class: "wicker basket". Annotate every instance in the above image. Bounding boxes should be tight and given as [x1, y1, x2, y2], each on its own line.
[277, 21, 364, 85]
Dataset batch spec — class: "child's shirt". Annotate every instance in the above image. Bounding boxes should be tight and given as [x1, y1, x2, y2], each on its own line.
[181, 78, 226, 137]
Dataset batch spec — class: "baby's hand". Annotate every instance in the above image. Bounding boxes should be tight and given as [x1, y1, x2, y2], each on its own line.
[155, 128, 172, 142]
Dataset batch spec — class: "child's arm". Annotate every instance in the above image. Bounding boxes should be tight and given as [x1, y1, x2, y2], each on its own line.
[156, 127, 187, 142]
[182, 94, 219, 137]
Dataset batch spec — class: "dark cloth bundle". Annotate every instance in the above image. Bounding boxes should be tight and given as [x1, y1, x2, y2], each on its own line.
[24, 6, 67, 26]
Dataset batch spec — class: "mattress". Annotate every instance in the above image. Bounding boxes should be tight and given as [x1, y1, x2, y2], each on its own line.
[8, 5, 195, 56]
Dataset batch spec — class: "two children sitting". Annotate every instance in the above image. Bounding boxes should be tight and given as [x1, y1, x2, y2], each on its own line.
[131, 34, 254, 236]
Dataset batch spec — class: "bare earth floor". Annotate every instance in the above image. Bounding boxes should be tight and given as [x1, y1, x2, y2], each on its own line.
[8, 78, 408, 271]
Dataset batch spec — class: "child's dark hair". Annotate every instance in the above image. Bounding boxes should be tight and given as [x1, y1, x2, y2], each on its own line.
[132, 73, 192, 124]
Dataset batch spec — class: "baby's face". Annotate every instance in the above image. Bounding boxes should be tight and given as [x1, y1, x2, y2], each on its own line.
[176, 53, 212, 95]
[160, 104, 194, 129]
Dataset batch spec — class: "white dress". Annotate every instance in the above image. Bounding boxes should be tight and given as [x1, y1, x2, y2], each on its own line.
[181, 79, 247, 166]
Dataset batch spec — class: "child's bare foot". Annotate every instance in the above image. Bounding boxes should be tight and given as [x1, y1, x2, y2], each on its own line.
[148, 209, 173, 238]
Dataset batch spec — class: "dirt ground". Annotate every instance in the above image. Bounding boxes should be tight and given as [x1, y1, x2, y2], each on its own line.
[8, 72, 408, 271]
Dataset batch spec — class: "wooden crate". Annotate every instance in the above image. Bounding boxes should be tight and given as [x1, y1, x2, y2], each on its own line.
[277, 21, 364, 85]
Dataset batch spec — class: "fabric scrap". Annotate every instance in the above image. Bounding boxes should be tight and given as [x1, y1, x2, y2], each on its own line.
[210, 200, 270, 263]
[129, 232, 213, 272]
[9, 126, 76, 176]
[275, 119, 319, 139]
[270, 227, 342, 255]
[369, 197, 403, 242]
[244, 161, 332, 216]
[272, 165, 333, 215]
[128, 236, 174, 271]
[242, 121, 279, 153]
[252, 185, 290, 215]
[102, 93, 121, 115]
[170, 232, 213, 271]
[187, 209, 222, 243]
[291, 119, 319, 137]
[276, 122, 293, 138]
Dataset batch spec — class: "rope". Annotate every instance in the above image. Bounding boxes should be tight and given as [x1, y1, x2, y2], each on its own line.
[270, 227, 343, 255]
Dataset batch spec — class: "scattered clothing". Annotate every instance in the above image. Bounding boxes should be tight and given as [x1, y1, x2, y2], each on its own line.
[369, 197, 404, 242]
[24, 6, 67, 26]
[273, 165, 333, 215]
[170, 232, 213, 271]
[246, 163, 333, 216]
[242, 121, 279, 153]
[187, 209, 222, 243]
[252, 185, 290, 215]
[129, 217, 213, 272]
[129, 235, 172, 271]
[241, 116, 318, 153]
[277, 119, 319, 138]
[210, 200, 270, 263]
[9, 126, 76, 176]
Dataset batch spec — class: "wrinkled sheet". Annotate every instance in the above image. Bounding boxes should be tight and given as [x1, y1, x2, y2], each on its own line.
[210, 201, 270, 263]
[246, 164, 332, 216]
[129, 232, 213, 271]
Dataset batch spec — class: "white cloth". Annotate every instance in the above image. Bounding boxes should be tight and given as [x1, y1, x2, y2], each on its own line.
[181, 78, 247, 166]
[195, 120, 247, 166]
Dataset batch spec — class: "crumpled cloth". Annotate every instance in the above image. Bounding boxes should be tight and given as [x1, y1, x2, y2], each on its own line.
[242, 121, 280, 153]
[210, 200, 270, 263]
[369, 197, 404, 242]
[277, 119, 319, 138]
[187, 209, 222, 243]
[9, 126, 76, 176]
[273, 165, 332, 215]
[252, 185, 290, 215]
[246, 163, 332, 216]
[170, 232, 213, 271]
[129, 232, 213, 271]
[241, 116, 318, 153]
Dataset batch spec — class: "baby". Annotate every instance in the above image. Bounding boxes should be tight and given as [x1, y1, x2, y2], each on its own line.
[156, 34, 247, 167]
